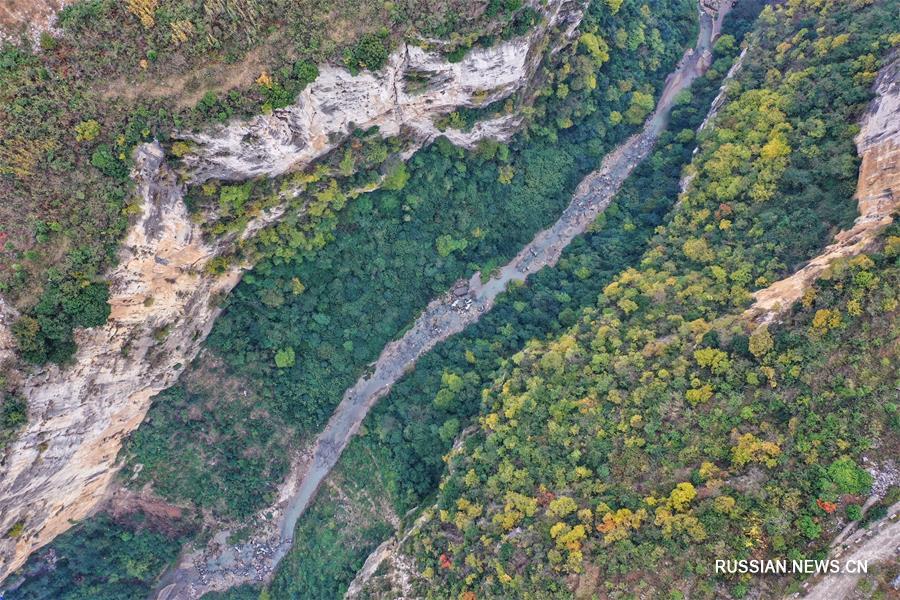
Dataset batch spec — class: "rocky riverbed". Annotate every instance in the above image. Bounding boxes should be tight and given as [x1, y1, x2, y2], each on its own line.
[153, 2, 735, 597]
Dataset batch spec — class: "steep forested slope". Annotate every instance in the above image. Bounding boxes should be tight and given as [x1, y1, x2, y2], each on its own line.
[267, 9, 760, 597]
[370, 1, 900, 597]
[0, 0, 599, 574]
[125, 0, 697, 521]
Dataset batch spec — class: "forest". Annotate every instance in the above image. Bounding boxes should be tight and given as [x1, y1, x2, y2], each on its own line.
[0, 0, 535, 368]
[398, 0, 900, 597]
[7, 0, 702, 595]
[2, 0, 898, 598]
[268, 6, 764, 596]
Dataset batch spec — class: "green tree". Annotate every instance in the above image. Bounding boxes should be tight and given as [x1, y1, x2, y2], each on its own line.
[275, 347, 296, 368]
[74, 119, 101, 142]
[748, 325, 774, 359]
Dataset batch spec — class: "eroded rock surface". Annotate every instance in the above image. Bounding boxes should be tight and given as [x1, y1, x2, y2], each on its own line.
[180, 0, 585, 182]
[0, 1, 586, 580]
[0, 143, 249, 579]
[0, 300, 16, 367]
[747, 55, 900, 322]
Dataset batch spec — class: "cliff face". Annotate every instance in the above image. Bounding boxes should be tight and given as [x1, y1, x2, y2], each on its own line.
[0, 144, 246, 580]
[747, 55, 900, 322]
[181, 0, 584, 182]
[0, 0, 586, 581]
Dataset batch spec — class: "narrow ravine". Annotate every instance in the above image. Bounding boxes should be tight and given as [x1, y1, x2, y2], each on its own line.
[0, 3, 585, 577]
[154, 2, 732, 598]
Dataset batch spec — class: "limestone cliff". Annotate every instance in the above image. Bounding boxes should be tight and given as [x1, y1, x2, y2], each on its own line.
[180, 0, 584, 182]
[0, 0, 586, 580]
[0, 143, 248, 580]
[746, 54, 900, 322]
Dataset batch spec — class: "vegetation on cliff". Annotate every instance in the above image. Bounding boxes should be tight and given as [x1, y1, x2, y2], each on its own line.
[0, 0, 546, 365]
[5, 0, 702, 594]
[267, 9, 760, 596]
[393, 1, 899, 596]
[5, 512, 189, 599]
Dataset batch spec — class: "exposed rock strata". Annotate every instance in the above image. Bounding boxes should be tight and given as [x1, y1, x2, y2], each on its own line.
[0, 1, 586, 581]
[0, 143, 248, 579]
[746, 55, 900, 322]
[180, 0, 585, 182]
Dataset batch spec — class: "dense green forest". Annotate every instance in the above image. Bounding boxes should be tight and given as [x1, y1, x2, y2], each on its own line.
[391, 1, 900, 597]
[6, 0, 700, 596]
[4, 512, 189, 600]
[405, 235, 899, 597]
[125, 0, 697, 520]
[0, 0, 537, 367]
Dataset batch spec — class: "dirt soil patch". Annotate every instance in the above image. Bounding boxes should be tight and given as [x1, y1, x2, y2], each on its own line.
[101, 45, 271, 110]
[105, 484, 192, 538]
[0, 0, 68, 39]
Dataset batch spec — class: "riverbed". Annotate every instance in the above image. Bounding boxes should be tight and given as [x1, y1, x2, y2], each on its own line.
[154, 2, 731, 597]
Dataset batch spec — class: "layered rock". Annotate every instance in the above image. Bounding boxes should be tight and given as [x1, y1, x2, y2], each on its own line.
[0, 143, 246, 579]
[181, 0, 585, 182]
[0, 0, 586, 580]
[746, 55, 900, 322]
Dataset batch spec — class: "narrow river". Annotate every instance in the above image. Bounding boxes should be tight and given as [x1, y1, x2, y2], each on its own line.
[154, 2, 731, 597]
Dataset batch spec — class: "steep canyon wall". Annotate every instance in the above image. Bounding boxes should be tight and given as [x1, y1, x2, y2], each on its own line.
[0, 0, 586, 579]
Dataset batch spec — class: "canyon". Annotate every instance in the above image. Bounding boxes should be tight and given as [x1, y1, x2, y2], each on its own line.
[0, 0, 586, 580]
[344, 35, 900, 600]
[1, 0, 896, 596]
[152, 1, 735, 597]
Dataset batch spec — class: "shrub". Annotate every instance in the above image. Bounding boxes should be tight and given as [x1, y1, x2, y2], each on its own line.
[91, 145, 128, 178]
[827, 458, 873, 496]
[345, 31, 390, 73]
[74, 119, 101, 142]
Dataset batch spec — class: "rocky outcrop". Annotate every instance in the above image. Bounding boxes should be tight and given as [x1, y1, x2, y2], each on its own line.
[344, 537, 417, 600]
[746, 55, 900, 322]
[181, 0, 585, 182]
[0, 0, 587, 581]
[0, 143, 247, 579]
